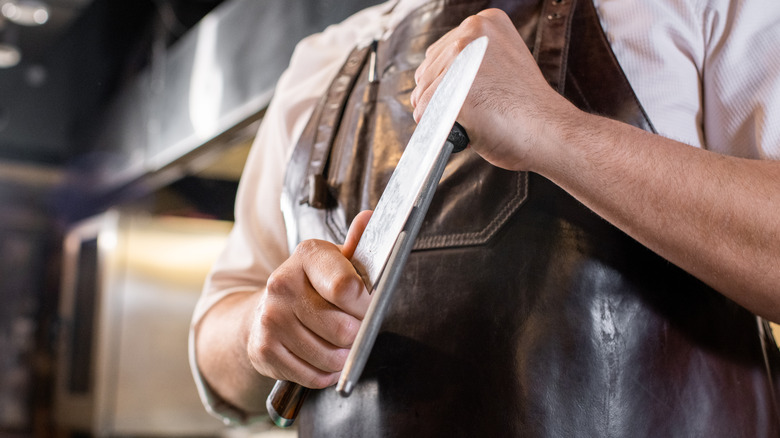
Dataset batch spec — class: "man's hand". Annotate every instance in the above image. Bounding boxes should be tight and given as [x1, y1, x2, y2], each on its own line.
[410, 8, 575, 173]
[411, 9, 780, 322]
[247, 210, 373, 389]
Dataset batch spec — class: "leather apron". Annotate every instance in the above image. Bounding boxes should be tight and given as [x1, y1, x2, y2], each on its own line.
[281, 0, 780, 436]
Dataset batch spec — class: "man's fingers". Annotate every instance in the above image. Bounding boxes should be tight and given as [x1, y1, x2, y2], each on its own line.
[412, 39, 463, 109]
[413, 74, 445, 123]
[294, 239, 369, 319]
[255, 278, 357, 386]
[342, 210, 373, 259]
[250, 211, 378, 387]
[249, 292, 342, 389]
[291, 286, 363, 349]
[264, 341, 341, 389]
[274, 312, 351, 373]
[413, 25, 459, 84]
[411, 12, 502, 117]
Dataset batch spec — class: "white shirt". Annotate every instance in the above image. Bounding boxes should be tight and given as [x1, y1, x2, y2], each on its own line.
[189, 0, 780, 425]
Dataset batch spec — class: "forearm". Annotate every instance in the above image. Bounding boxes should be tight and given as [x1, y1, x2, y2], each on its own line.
[536, 108, 780, 320]
[195, 291, 272, 415]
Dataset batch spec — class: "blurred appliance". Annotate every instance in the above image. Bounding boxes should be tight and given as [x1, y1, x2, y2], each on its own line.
[54, 210, 232, 436]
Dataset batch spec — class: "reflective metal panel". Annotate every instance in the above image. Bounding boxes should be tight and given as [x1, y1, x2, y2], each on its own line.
[93, 0, 381, 191]
[54, 211, 233, 436]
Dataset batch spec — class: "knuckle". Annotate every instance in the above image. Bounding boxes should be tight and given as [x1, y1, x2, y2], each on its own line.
[477, 8, 504, 21]
[294, 239, 321, 258]
[265, 269, 289, 297]
[460, 14, 482, 30]
[247, 331, 277, 371]
[449, 38, 467, 56]
[328, 271, 360, 297]
[461, 14, 491, 36]
[256, 300, 286, 340]
[257, 309, 276, 333]
[254, 339, 275, 362]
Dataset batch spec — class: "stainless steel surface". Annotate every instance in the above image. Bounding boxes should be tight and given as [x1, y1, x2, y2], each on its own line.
[94, 0, 284, 190]
[54, 211, 232, 436]
[91, 0, 382, 192]
[0, 0, 380, 166]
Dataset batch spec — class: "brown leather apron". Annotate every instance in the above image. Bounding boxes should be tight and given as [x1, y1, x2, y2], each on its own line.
[282, 0, 780, 436]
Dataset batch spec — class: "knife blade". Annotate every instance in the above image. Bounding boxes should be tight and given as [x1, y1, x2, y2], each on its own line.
[267, 36, 488, 427]
[350, 36, 487, 292]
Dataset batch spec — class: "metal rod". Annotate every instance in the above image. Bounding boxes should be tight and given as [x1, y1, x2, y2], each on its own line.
[265, 124, 468, 425]
[337, 139, 455, 396]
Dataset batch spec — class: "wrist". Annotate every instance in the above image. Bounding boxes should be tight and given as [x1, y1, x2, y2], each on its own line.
[527, 101, 590, 178]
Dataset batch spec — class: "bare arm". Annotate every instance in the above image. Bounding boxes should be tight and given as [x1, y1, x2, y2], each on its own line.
[195, 291, 270, 415]
[412, 9, 780, 320]
[544, 109, 780, 320]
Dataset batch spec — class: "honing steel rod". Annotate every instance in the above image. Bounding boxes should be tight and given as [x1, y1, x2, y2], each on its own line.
[266, 125, 469, 428]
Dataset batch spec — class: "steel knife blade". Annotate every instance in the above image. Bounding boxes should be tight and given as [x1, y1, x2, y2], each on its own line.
[350, 35, 488, 292]
[338, 36, 489, 396]
[266, 36, 488, 426]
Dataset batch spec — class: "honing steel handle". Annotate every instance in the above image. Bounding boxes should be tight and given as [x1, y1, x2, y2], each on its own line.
[266, 380, 309, 428]
[265, 123, 470, 428]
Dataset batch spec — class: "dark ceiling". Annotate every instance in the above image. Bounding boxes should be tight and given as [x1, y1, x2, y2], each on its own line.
[0, 0, 225, 166]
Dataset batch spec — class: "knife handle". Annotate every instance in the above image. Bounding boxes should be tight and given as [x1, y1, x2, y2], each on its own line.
[266, 380, 309, 428]
[448, 122, 470, 153]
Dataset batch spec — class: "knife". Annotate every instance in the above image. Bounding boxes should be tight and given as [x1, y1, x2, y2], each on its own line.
[267, 36, 488, 428]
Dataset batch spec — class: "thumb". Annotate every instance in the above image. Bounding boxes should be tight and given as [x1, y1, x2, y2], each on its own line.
[341, 210, 373, 259]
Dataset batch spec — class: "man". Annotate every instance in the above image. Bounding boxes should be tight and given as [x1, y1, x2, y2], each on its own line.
[191, 0, 780, 436]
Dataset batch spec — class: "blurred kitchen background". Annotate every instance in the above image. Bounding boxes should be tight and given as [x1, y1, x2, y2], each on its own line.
[0, 0, 379, 436]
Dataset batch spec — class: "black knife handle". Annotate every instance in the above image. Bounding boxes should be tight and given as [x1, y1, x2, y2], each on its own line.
[447, 122, 470, 153]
